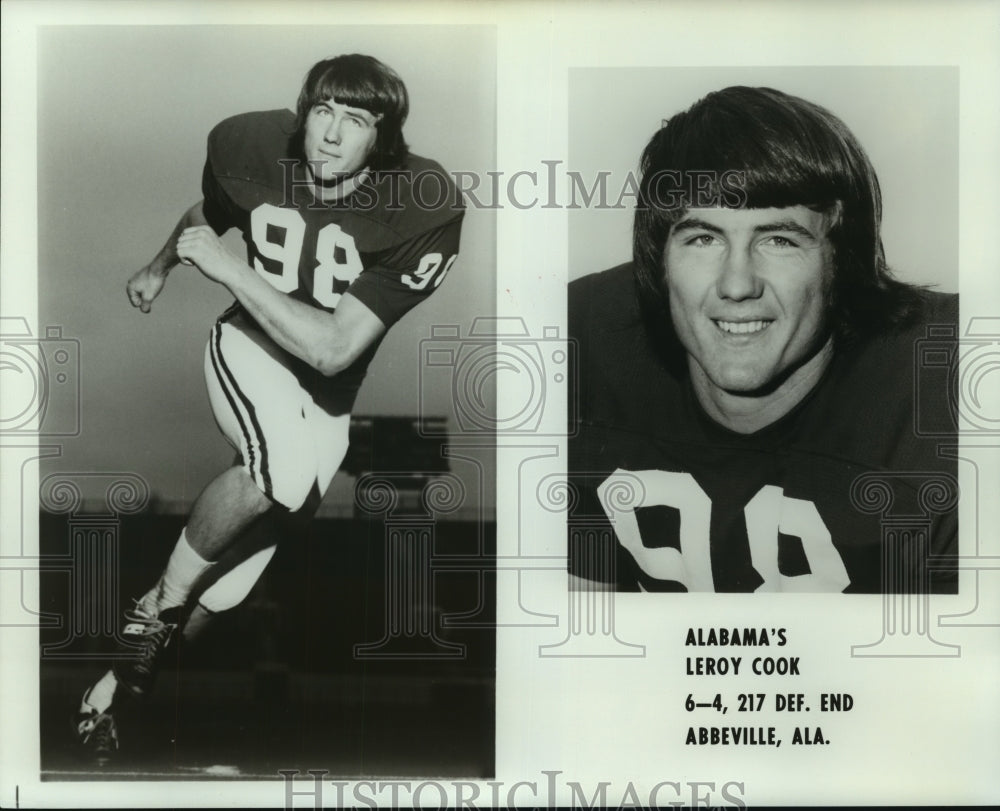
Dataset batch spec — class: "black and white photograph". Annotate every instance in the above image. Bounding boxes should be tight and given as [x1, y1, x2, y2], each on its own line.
[567, 67, 960, 593]
[22, 22, 497, 783]
[2, 1, 999, 808]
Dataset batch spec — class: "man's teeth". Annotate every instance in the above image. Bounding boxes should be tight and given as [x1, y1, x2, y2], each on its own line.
[715, 320, 770, 334]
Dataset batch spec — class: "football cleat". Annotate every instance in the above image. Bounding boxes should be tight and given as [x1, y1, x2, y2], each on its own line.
[74, 706, 119, 766]
[112, 602, 185, 698]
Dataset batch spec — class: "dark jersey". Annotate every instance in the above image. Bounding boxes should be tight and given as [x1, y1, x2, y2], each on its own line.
[568, 264, 959, 594]
[201, 109, 464, 388]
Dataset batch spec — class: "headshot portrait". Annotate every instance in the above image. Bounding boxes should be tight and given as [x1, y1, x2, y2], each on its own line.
[31, 24, 497, 780]
[567, 67, 960, 593]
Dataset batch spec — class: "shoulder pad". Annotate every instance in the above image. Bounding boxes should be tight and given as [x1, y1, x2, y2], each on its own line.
[570, 264, 643, 333]
[351, 153, 464, 239]
[207, 109, 297, 210]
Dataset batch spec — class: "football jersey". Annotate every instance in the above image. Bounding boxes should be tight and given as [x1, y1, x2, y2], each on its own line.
[201, 109, 464, 388]
[568, 264, 959, 594]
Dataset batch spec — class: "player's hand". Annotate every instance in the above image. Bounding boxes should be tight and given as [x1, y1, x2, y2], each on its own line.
[126, 265, 167, 314]
[176, 226, 243, 286]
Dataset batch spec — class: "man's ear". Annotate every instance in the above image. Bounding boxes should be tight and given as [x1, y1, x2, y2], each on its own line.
[822, 199, 845, 232]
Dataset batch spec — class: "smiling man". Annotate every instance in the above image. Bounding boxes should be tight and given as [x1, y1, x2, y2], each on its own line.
[74, 54, 463, 763]
[568, 86, 958, 594]
[663, 205, 837, 433]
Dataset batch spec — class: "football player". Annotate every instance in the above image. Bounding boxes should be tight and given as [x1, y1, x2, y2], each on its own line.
[74, 54, 463, 763]
[568, 86, 958, 593]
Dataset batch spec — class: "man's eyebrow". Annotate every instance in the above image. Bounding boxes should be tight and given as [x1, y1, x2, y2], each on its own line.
[670, 217, 820, 240]
[670, 218, 725, 236]
[316, 100, 378, 121]
[751, 219, 818, 239]
[344, 108, 375, 121]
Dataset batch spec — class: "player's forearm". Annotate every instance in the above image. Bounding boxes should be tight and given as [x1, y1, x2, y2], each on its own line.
[149, 202, 209, 277]
[224, 266, 355, 375]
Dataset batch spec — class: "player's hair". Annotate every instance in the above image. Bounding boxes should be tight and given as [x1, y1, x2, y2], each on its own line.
[632, 86, 926, 350]
[294, 54, 410, 171]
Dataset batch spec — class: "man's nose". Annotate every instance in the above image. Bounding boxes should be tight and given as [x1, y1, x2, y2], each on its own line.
[324, 115, 342, 144]
[716, 248, 763, 301]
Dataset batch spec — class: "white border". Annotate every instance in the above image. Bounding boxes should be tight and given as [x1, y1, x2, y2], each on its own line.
[3, 0, 999, 807]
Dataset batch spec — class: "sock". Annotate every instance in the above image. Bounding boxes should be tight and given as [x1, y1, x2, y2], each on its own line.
[81, 670, 118, 714]
[138, 528, 214, 616]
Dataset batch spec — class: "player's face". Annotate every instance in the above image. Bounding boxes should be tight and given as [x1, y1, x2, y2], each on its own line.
[663, 205, 835, 400]
[303, 99, 380, 183]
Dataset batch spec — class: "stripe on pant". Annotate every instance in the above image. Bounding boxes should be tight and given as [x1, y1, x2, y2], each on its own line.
[209, 318, 274, 500]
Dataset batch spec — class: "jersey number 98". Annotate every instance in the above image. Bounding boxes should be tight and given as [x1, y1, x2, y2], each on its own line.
[249, 204, 363, 308]
[598, 469, 851, 592]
